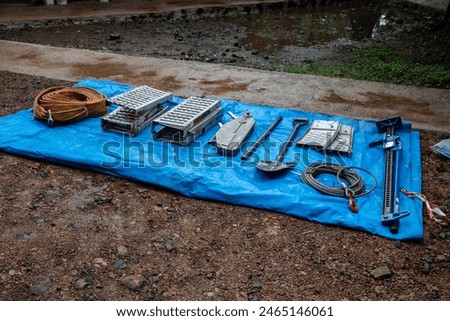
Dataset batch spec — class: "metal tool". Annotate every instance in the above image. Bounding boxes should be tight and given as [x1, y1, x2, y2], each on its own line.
[101, 106, 164, 136]
[107, 85, 172, 114]
[210, 111, 255, 156]
[102, 86, 172, 136]
[369, 116, 410, 234]
[151, 97, 223, 146]
[241, 116, 282, 161]
[256, 118, 309, 173]
[296, 120, 354, 155]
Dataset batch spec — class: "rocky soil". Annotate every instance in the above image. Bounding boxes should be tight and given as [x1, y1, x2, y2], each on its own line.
[0, 71, 449, 301]
[0, 0, 449, 301]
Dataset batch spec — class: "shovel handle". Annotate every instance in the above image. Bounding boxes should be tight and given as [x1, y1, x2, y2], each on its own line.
[276, 118, 309, 163]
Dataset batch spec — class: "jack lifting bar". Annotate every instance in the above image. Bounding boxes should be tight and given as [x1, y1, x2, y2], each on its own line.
[369, 116, 410, 234]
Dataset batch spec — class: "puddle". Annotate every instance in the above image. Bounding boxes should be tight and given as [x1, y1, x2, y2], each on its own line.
[230, 1, 386, 55]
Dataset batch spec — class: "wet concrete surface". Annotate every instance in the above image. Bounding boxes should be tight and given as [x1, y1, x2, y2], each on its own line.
[1, 39, 449, 133]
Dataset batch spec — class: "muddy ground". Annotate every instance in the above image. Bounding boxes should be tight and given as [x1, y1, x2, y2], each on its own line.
[1, 0, 449, 71]
[0, 1, 449, 301]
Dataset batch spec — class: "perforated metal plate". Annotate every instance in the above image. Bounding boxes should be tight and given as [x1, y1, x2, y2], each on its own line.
[107, 86, 172, 114]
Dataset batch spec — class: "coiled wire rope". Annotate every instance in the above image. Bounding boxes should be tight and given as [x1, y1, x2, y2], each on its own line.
[301, 162, 377, 212]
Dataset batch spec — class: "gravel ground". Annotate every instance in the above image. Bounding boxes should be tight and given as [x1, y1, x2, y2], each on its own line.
[0, 71, 449, 301]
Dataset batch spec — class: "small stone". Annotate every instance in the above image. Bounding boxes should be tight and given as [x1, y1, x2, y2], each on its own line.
[177, 274, 188, 283]
[415, 276, 426, 285]
[153, 242, 164, 250]
[151, 275, 160, 283]
[93, 258, 108, 267]
[114, 259, 126, 270]
[23, 232, 36, 240]
[422, 262, 430, 274]
[252, 281, 262, 289]
[165, 240, 177, 252]
[74, 276, 93, 290]
[8, 270, 15, 276]
[109, 33, 121, 40]
[121, 275, 146, 290]
[439, 232, 447, 240]
[77, 234, 87, 241]
[45, 189, 57, 196]
[206, 292, 214, 297]
[70, 223, 81, 230]
[235, 291, 247, 300]
[370, 266, 392, 280]
[129, 257, 139, 265]
[436, 255, 446, 262]
[29, 277, 52, 295]
[117, 245, 128, 255]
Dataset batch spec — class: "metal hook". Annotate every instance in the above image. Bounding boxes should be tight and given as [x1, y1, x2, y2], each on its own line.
[348, 196, 359, 213]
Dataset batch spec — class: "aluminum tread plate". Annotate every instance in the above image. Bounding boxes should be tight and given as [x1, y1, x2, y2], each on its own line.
[107, 86, 172, 114]
[102, 105, 163, 136]
[153, 107, 223, 146]
[154, 97, 220, 130]
[327, 124, 354, 154]
[296, 120, 341, 149]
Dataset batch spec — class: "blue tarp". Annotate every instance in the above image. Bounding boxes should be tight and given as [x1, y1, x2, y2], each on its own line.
[0, 79, 423, 240]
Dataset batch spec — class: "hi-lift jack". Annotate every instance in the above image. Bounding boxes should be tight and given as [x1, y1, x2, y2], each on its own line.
[369, 116, 410, 234]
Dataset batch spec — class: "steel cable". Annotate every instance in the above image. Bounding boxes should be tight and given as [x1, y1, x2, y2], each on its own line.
[33, 86, 107, 125]
[301, 162, 377, 198]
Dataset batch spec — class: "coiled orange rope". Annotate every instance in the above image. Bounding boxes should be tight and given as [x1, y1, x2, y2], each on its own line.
[33, 86, 107, 125]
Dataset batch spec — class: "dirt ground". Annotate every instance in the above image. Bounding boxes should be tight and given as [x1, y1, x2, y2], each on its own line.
[0, 1, 449, 301]
[1, 0, 449, 71]
[0, 73, 449, 301]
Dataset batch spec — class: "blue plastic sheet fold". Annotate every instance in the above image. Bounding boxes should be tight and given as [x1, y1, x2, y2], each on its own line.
[0, 79, 423, 240]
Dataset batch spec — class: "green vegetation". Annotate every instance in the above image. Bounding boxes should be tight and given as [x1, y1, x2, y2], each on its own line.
[47, 80, 58, 87]
[255, 28, 277, 41]
[284, 44, 450, 89]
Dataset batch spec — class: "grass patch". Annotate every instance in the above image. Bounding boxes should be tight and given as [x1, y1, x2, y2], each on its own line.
[255, 29, 277, 41]
[284, 44, 450, 89]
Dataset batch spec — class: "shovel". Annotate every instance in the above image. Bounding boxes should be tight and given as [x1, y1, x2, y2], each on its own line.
[256, 118, 309, 173]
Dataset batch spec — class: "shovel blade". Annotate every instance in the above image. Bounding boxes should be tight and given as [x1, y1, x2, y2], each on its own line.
[256, 161, 296, 172]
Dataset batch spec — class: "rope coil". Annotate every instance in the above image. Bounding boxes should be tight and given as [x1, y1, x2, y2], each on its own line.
[33, 86, 107, 125]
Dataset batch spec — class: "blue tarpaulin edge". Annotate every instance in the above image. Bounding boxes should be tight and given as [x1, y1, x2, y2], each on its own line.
[0, 79, 423, 240]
